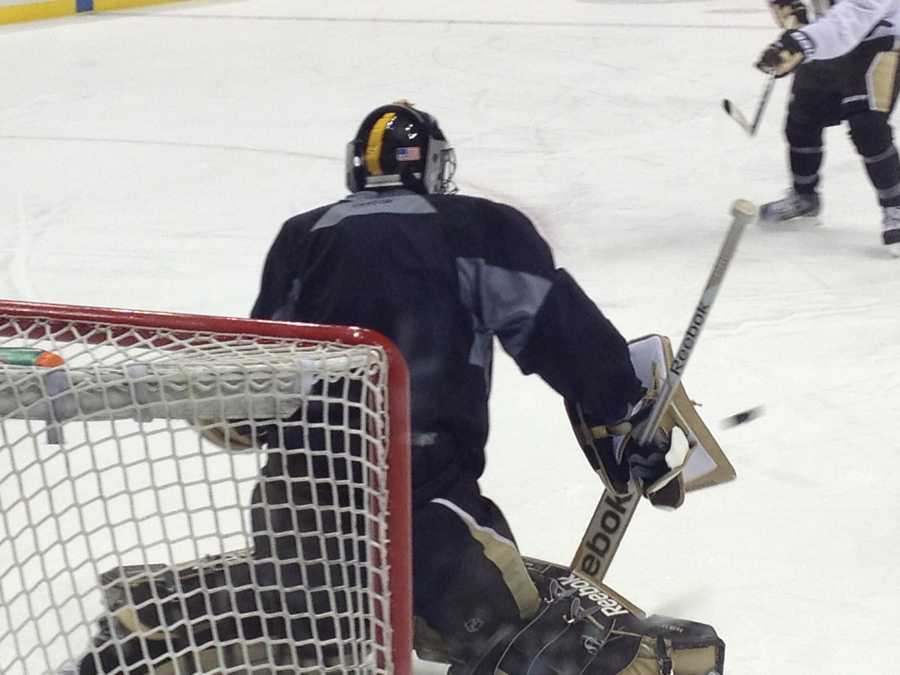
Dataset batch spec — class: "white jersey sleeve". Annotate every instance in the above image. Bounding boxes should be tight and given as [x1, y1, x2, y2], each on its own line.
[800, 0, 900, 60]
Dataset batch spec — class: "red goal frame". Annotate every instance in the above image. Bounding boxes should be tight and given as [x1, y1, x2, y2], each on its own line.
[0, 298, 413, 675]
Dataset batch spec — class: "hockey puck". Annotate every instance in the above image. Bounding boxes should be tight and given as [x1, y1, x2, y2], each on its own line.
[721, 406, 764, 428]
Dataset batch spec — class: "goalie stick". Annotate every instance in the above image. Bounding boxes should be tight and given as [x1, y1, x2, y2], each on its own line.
[570, 199, 757, 587]
[722, 74, 776, 136]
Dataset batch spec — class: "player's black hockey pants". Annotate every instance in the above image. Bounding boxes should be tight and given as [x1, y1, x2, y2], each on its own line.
[251, 443, 542, 672]
[786, 37, 900, 207]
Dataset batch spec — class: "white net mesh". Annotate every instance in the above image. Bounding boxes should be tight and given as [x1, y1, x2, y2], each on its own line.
[0, 311, 405, 675]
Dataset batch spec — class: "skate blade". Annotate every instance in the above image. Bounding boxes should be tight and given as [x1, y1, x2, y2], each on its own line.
[886, 242, 900, 258]
[757, 214, 821, 231]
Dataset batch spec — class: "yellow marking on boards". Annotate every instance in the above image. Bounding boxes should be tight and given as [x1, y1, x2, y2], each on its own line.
[0, 0, 187, 25]
[0, 1, 75, 25]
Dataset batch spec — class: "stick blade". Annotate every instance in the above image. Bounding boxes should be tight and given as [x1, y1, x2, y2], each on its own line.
[721, 98, 753, 135]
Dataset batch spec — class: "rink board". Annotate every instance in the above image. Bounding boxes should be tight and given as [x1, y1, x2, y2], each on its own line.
[0, 0, 181, 24]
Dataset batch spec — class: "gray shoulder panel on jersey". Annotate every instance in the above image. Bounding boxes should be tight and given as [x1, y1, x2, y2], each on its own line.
[312, 190, 437, 231]
[457, 257, 552, 366]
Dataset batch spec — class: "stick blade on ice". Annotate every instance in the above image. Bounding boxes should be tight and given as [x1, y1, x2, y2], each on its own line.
[722, 99, 752, 134]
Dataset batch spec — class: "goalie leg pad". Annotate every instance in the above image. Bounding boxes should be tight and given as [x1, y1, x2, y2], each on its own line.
[72, 549, 358, 674]
[484, 558, 725, 675]
[70, 550, 724, 675]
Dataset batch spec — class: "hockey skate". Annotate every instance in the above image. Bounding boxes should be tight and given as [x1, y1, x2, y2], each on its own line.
[882, 205, 900, 257]
[759, 190, 821, 226]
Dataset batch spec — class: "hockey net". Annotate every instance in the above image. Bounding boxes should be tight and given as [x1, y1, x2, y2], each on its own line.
[0, 300, 412, 675]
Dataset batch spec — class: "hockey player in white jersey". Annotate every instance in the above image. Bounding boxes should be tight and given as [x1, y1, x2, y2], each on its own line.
[756, 0, 900, 256]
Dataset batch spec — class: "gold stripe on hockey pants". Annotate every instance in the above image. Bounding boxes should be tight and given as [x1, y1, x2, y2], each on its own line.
[431, 498, 541, 620]
[867, 50, 900, 113]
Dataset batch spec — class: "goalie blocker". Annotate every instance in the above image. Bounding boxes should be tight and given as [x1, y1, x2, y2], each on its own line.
[71, 550, 724, 675]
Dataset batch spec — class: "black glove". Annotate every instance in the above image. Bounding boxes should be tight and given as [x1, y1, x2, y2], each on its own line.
[614, 401, 672, 489]
[623, 437, 669, 486]
[756, 30, 813, 78]
[568, 394, 673, 494]
[769, 0, 809, 28]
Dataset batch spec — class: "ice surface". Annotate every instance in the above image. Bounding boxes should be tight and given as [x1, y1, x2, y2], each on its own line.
[1, 1, 898, 673]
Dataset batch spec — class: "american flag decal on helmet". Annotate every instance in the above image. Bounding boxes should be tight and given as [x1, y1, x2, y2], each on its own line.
[396, 147, 422, 161]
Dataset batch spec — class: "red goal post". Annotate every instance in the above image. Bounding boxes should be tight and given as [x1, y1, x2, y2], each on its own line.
[0, 299, 412, 675]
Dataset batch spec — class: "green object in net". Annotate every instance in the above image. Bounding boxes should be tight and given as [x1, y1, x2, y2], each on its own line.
[0, 348, 64, 367]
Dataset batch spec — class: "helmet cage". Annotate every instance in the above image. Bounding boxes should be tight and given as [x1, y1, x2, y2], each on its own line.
[345, 103, 456, 194]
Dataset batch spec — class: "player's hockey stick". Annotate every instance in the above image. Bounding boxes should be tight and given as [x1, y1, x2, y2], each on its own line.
[570, 199, 757, 587]
[722, 74, 776, 136]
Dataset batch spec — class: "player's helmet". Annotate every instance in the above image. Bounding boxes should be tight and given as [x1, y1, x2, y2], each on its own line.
[346, 101, 457, 194]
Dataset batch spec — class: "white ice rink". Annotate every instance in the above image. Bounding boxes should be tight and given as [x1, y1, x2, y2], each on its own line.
[1, 0, 899, 673]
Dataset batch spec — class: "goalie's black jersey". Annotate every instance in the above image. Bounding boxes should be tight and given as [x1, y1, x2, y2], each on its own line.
[252, 188, 642, 501]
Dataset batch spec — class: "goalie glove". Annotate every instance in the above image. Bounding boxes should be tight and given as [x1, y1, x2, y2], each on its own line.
[756, 30, 814, 78]
[769, 0, 809, 29]
[566, 394, 688, 509]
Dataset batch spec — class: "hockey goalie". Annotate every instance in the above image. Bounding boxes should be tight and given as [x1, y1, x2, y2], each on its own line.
[60, 100, 734, 674]
[61, 335, 729, 675]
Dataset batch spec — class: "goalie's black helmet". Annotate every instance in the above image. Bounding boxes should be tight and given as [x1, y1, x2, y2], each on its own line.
[345, 101, 457, 194]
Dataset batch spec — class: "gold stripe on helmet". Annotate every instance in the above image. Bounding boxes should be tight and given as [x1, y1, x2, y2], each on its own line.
[365, 112, 397, 176]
